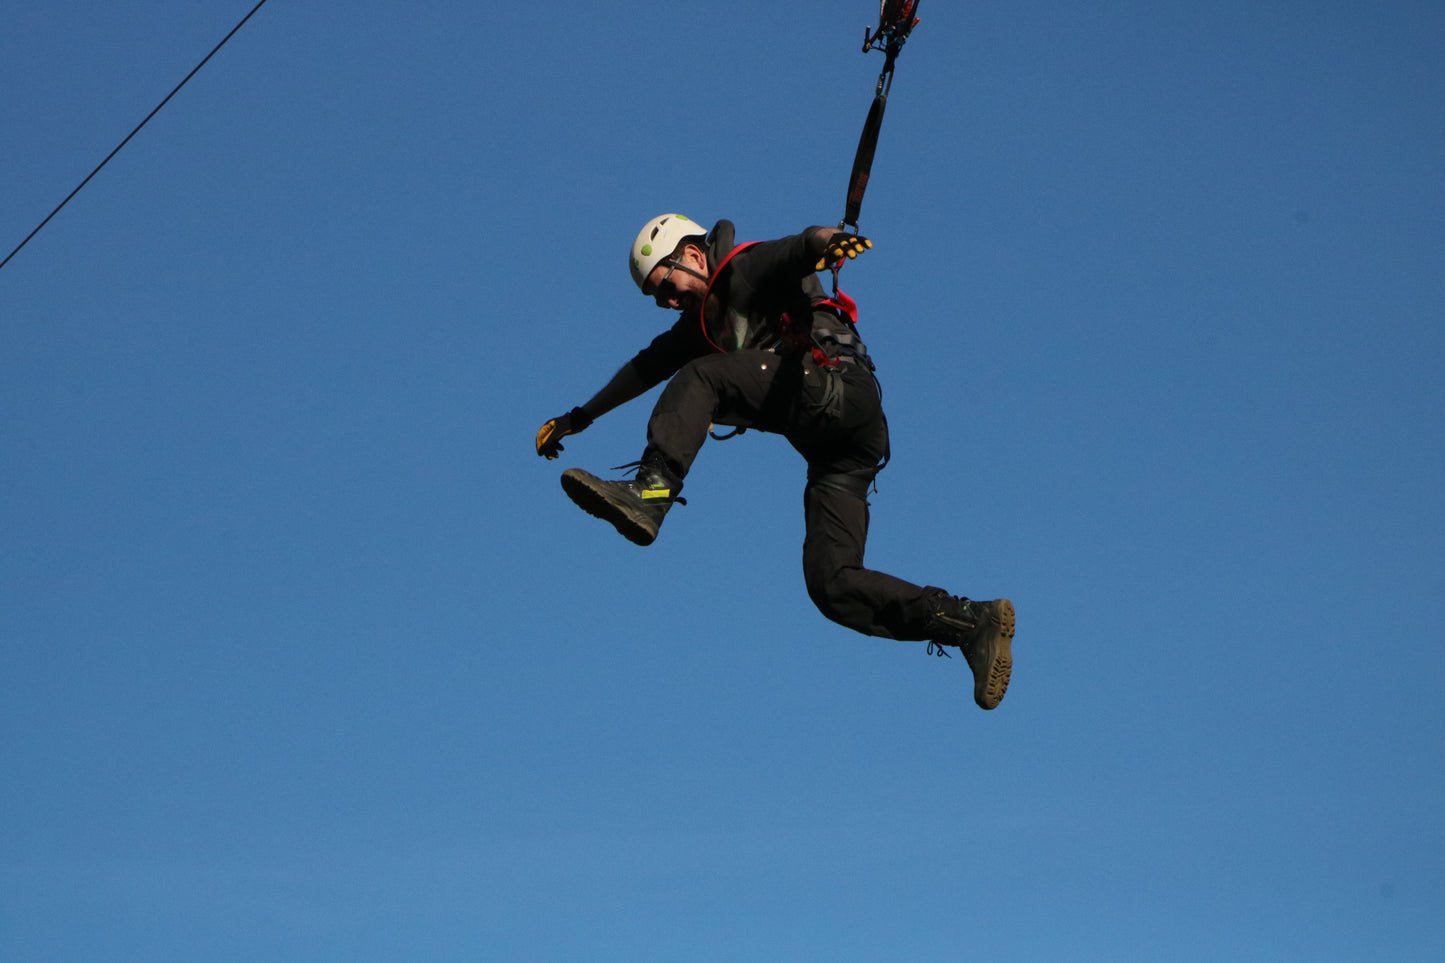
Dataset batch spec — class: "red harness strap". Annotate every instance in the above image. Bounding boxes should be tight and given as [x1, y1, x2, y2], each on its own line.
[817, 288, 859, 326]
[697, 242, 760, 354]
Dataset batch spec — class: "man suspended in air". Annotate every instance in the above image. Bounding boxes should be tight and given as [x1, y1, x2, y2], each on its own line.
[535, 214, 1016, 709]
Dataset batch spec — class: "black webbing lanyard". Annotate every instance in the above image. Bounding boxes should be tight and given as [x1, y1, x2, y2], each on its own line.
[841, 1, 921, 232]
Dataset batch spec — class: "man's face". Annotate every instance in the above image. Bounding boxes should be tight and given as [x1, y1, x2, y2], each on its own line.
[643, 244, 708, 312]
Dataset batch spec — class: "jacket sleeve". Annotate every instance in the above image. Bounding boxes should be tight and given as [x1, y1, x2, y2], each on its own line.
[736, 227, 836, 282]
[579, 314, 709, 420]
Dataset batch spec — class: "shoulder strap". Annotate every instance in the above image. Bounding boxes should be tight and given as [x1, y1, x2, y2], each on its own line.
[698, 242, 762, 353]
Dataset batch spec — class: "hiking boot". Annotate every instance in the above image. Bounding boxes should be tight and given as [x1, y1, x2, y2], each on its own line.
[560, 461, 684, 547]
[925, 594, 1016, 710]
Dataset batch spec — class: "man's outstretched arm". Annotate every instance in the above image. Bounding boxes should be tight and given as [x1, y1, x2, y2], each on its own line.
[535, 360, 657, 459]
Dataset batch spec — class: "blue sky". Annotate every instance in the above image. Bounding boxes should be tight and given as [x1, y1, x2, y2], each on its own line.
[2, 1, 1442, 959]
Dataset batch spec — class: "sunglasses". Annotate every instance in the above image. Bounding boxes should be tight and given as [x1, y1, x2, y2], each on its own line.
[647, 259, 683, 300]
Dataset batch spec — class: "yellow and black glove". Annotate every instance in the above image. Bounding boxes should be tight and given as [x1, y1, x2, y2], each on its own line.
[535, 406, 593, 459]
[815, 232, 872, 271]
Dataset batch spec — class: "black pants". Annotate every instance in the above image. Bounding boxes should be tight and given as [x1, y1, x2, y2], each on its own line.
[643, 349, 942, 640]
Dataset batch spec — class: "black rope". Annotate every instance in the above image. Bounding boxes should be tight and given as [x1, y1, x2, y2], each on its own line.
[0, 0, 273, 275]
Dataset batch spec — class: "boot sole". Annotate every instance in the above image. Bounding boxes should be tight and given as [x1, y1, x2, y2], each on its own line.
[560, 468, 658, 547]
[971, 599, 1015, 710]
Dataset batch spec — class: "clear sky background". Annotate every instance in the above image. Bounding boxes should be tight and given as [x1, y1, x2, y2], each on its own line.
[2, 2, 1442, 960]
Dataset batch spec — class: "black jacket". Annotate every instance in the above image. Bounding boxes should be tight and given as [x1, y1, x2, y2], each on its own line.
[579, 220, 868, 421]
[630, 220, 866, 386]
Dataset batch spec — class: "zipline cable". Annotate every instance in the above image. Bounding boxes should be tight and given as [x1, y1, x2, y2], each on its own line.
[0, 0, 273, 275]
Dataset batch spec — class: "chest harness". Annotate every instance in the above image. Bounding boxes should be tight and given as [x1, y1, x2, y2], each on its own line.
[698, 241, 865, 370]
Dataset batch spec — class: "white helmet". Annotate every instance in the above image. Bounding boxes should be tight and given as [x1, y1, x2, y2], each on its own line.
[629, 213, 707, 291]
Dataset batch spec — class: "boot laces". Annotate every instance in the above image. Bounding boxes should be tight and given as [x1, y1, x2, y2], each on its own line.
[610, 461, 686, 505]
[924, 595, 978, 658]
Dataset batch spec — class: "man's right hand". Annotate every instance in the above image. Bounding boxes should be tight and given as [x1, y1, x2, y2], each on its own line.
[815, 232, 872, 271]
[535, 407, 593, 459]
